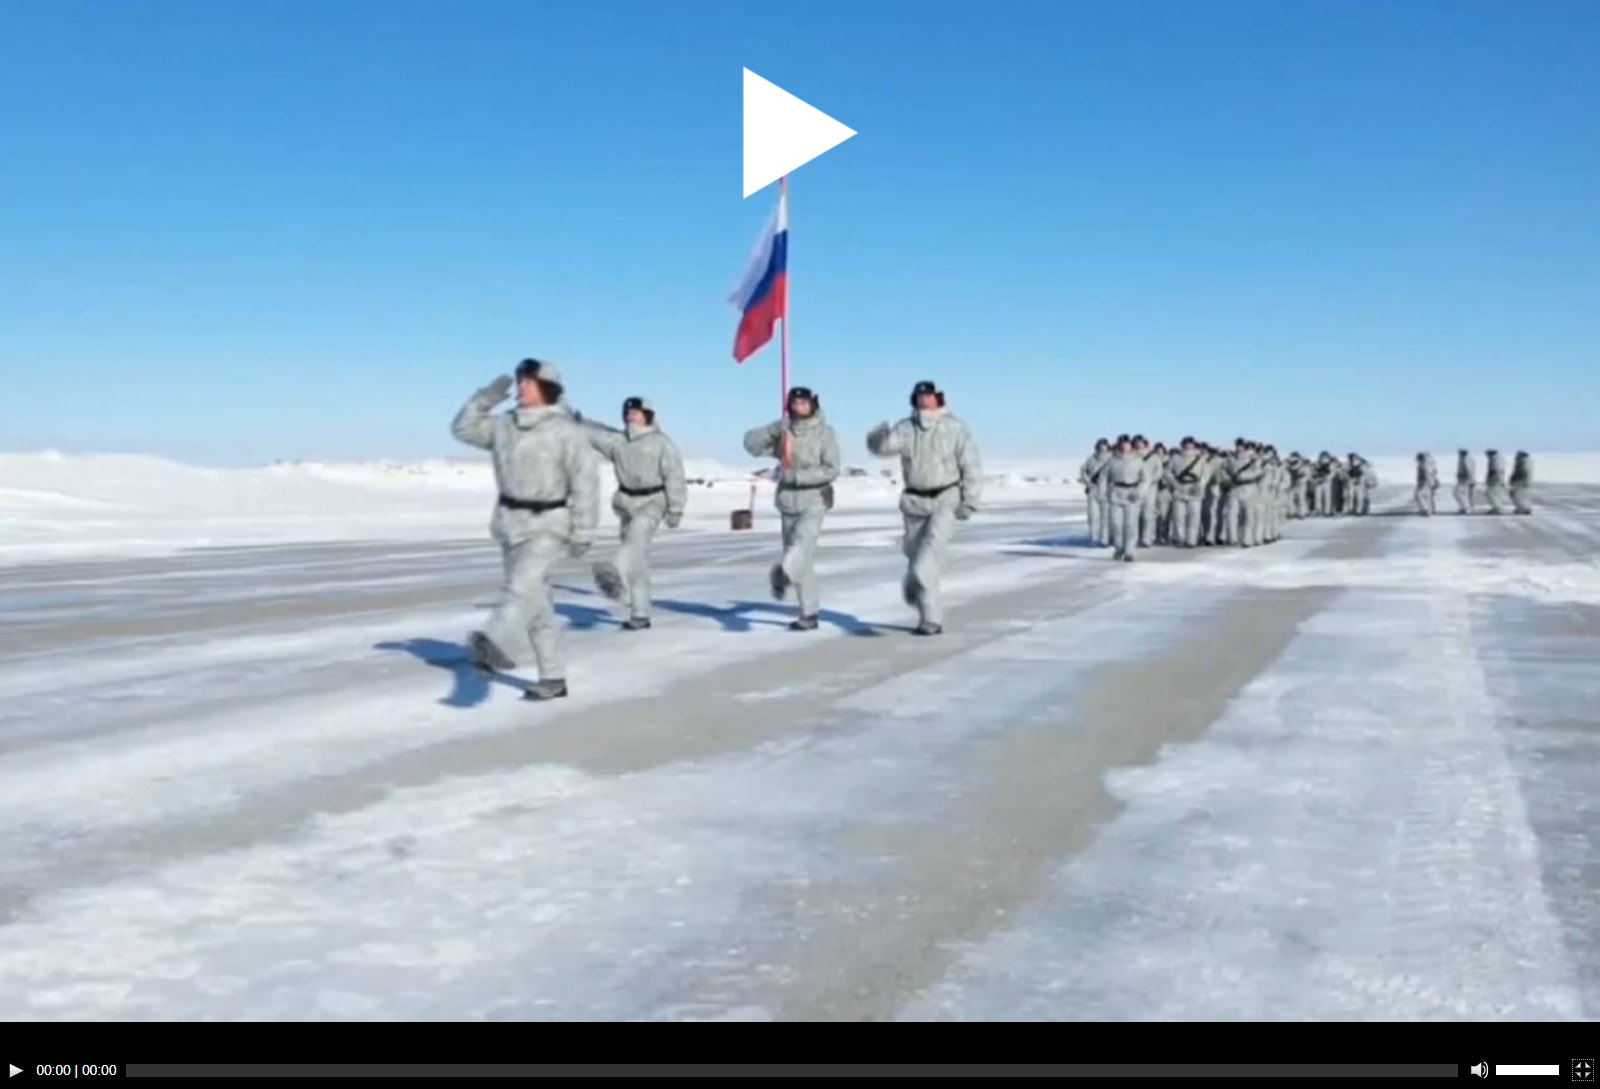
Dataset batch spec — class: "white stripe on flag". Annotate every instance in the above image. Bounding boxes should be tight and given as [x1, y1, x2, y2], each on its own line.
[728, 190, 788, 311]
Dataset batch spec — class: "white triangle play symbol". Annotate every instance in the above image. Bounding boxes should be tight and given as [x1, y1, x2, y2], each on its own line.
[8, 1066, 19, 1078]
[742, 68, 857, 197]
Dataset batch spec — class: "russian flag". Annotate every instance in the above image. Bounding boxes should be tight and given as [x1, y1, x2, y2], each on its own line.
[729, 189, 788, 363]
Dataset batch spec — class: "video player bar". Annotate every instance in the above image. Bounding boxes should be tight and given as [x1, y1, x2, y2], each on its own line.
[7, 1064, 1592, 1079]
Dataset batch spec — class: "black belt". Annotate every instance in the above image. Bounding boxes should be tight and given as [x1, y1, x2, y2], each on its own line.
[618, 484, 664, 497]
[498, 494, 567, 513]
[903, 481, 958, 498]
[779, 481, 829, 490]
[1112, 481, 1142, 489]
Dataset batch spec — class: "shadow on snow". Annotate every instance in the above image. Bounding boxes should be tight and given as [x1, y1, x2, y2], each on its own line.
[377, 592, 889, 707]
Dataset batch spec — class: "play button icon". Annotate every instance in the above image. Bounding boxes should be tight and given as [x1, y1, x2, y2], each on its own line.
[742, 67, 857, 197]
[9, 1065, 21, 1078]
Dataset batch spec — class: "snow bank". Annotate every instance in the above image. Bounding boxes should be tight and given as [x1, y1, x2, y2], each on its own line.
[0, 451, 1082, 565]
[6, 445, 1587, 566]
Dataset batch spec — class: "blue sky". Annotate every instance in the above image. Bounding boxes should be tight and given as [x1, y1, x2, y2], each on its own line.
[2, 0, 1597, 467]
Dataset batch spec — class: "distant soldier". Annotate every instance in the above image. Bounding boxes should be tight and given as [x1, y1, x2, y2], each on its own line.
[1314, 452, 1337, 517]
[1510, 451, 1534, 514]
[867, 379, 982, 636]
[1415, 452, 1439, 515]
[1484, 449, 1509, 514]
[1455, 448, 1477, 513]
[1287, 453, 1311, 520]
[1152, 442, 1175, 544]
[1231, 440, 1266, 547]
[1347, 453, 1375, 516]
[451, 359, 600, 701]
[1263, 446, 1286, 542]
[1278, 448, 1294, 536]
[1167, 437, 1208, 549]
[1135, 436, 1161, 548]
[1078, 439, 1112, 546]
[1203, 443, 1231, 544]
[744, 385, 840, 631]
[1104, 434, 1145, 562]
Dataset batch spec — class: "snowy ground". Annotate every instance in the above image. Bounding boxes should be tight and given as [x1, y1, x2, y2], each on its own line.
[1, 452, 1598, 1021]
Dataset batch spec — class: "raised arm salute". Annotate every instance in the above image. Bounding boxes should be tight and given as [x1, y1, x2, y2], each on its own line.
[867, 379, 982, 636]
[452, 358, 599, 702]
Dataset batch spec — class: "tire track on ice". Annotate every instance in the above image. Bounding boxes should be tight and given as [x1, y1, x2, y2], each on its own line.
[895, 512, 1585, 1021]
[625, 518, 1396, 1020]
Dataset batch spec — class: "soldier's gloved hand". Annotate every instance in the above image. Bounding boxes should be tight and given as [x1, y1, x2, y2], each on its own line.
[478, 375, 513, 403]
[568, 538, 592, 558]
[956, 503, 975, 521]
[665, 512, 682, 529]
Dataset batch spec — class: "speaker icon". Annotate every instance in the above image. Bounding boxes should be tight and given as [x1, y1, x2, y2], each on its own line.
[1472, 1063, 1489, 1078]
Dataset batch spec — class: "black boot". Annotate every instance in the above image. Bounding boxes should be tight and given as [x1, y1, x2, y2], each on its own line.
[468, 631, 513, 673]
[592, 562, 626, 602]
[789, 614, 819, 631]
[522, 679, 568, 701]
[913, 621, 943, 636]
[769, 564, 789, 601]
[621, 617, 652, 631]
[902, 575, 922, 607]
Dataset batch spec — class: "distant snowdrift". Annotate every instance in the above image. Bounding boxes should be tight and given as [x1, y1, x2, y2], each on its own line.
[264, 456, 763, 492]
[0, 451, 1083, 564]
[4, 448, 1591, 565]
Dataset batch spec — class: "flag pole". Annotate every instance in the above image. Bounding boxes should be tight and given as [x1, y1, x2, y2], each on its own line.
[779, 174, 792, 471]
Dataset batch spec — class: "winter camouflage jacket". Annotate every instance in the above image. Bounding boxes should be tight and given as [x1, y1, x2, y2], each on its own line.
[1417, 455, 1438, 487]
[1104, 451, 1145, 500]
[868, 409, 983, 513]
[1079, 451, 1111, 496]
[452, 392, 601, 548]
[1231, 451, 1265, 490]
[1136, 451, 1162, 498]
[1265, 458, 1286, 497]
[744, 408, 841, 515]
[582, 419, 688, 522]
[1166, 449, 1209, 499]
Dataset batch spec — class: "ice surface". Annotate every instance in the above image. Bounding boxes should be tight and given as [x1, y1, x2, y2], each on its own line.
[898, 515, 1588, 1021]
[1, 451, 1596, 1021]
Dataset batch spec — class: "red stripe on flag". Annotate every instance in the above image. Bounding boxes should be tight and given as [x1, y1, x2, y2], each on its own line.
[733, 270, 787, 363]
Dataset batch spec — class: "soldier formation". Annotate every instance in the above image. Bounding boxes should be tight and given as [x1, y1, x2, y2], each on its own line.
[449, 359, 1538, 703]
[1077, 438, 1379, 561]
[451, 362, 981, 701]
[1426, 448, 1535, 516]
